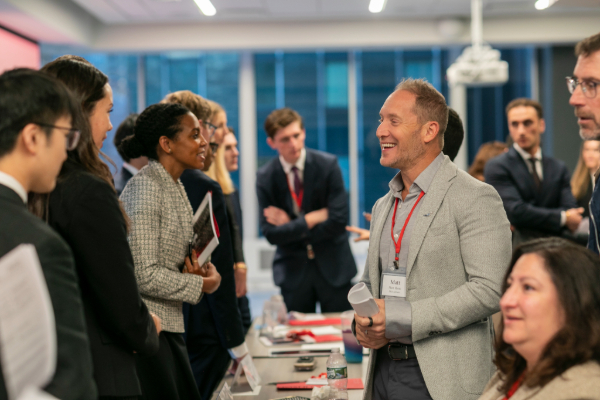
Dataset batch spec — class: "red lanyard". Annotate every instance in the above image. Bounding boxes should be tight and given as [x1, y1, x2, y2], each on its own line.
[391, 191, 425, 266]
[503, 375, 524, 400]
[286, 179, 303, 210]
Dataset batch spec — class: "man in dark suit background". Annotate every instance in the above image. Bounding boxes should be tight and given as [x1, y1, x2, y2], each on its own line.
[113, 113, 147, 195]
[485, 98, 583, 246]
[256, 107, 357, 313]
[0, 69, 96, 399]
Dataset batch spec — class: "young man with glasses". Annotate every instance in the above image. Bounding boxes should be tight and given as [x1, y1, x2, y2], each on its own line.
[0, 68, 96, 399]
[569, 32, 600, 253]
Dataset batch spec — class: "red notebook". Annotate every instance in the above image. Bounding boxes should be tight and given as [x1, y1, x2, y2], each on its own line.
[288, 318, 342, 326]
[277, 378, 364, 390]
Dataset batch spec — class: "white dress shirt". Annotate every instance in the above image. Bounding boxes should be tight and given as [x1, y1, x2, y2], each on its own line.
[0, 171, 27, 203]
[122, 162, 140, 176]
[279, 148, 306, 215]
[513, 143, 566, 226]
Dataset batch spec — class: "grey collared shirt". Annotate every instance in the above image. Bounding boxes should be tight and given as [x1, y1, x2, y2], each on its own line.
[379, 152, 444, 343]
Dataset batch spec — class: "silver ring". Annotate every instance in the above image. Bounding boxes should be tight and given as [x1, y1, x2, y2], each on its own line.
[364, 329, 368, 336]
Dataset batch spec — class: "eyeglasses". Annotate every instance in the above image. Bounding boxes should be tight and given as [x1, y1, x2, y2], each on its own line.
[209, 142, 219, 154]
[205, 122, 218, 138]
[566, 77, 599, 99]
[35, 123, 80, 151]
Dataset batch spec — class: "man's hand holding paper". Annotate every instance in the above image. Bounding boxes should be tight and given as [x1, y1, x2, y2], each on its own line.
[355, 299, 388, 349]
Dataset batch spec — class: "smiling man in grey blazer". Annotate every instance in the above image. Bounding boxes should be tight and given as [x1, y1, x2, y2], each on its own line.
[353, 79, 512, 400]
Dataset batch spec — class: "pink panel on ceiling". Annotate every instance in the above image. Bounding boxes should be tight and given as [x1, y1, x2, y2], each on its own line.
[0, 27, 40, 74]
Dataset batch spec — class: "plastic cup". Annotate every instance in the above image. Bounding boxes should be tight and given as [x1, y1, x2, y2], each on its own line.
[340, 310, 363, 363]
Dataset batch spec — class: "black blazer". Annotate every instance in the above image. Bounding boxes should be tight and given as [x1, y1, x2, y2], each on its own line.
[0, 184, 96, 400]
[577, 179, 593, 219]
[47, 160, 159, 397]
[484, 147, 578, 237]
[256, 148, 357, 290]
[224, 192, 244, 263]
[114, 166, 133, 196]
[180, 169, 245, 351]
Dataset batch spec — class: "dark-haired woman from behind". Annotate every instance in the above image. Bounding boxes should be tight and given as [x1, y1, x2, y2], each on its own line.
[35, 56, 161, 400]
[119, 102, 221, 400]
[478, 238, 600, 400]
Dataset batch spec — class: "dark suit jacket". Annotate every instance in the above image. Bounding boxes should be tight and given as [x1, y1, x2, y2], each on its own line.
[180, 169, 245, 352]
[0, 184, 96, 400]
[484, 147, 578, 241]
[256, 148, 357, 290]
[114, 167, 133, 196]
[577, 179, 593, 219]
[47, 160, 159, 397]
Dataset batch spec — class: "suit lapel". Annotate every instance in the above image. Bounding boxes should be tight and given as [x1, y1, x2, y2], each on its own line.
[273, 159, 296, 215]
[406, 159, 456, 278]
[508, 147, 538, 200]
[301, 150, 314, 212]
[368, 192, 395, 298]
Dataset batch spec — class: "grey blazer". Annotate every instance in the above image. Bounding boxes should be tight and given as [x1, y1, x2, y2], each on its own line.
[121, 160, 204, 333]
[361, 157, 512, 400]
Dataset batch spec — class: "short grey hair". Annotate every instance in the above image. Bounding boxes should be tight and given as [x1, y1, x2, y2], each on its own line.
[395, 78, 448, 148]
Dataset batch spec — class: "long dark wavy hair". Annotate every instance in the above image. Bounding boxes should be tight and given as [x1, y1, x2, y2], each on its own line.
[494, 238, 600, 394]
[30, 55, 116, 219]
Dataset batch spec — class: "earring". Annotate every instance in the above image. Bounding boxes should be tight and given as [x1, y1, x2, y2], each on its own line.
[168, 148, 172, 153]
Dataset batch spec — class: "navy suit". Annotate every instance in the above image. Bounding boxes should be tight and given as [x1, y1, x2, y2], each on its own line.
[179, 169, 245, 400]
[114, 167, 133, 196]
[256, 148, 357, 312]
[588, 175, 600, 254]
[484, 147, 577, 245]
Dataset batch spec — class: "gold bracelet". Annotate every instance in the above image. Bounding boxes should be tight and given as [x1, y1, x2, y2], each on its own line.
[234, 263, 247, 270]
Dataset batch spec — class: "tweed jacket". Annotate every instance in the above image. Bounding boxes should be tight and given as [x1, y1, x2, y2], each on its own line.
[361, 157, 512, 400]
[478, 361, 600, 400]
[121, 160, 204, 333]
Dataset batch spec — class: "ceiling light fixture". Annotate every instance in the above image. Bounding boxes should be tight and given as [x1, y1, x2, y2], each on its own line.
[193, 0, 216, 16]
[534, 0, 557, 10]
[369, 0, 388, 13]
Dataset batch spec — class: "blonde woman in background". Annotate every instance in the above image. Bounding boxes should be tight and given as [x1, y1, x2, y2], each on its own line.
[571, 139, 600, 219]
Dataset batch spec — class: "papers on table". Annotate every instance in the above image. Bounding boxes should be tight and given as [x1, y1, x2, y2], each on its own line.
[191, 191, 219, 266]
[288, 312, 325, 321]
[0, 245, 57, 400]
[348, 282, 379, 317]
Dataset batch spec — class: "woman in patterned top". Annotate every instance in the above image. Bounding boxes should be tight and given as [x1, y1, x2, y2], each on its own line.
[120, 102, 221, 400]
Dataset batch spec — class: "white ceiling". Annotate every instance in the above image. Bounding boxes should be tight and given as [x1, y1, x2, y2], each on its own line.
[68, 0, 600, 24]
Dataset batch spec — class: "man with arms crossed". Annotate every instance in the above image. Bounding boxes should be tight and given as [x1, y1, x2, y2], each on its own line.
[0, 69, 96, 399]
[354, 79, 511, 400]
[257, 108, 357, 312]
[568, 32, 600, 253]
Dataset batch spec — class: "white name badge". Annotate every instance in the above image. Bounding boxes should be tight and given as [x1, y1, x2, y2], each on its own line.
[381, 273, 406, 298]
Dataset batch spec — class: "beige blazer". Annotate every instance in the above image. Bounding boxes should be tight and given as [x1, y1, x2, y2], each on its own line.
[478, 361, 600, 400]
[361, 157, 512, 400]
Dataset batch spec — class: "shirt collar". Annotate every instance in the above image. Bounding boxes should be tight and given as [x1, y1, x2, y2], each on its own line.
[279, 148, 306, 174]
[389, 152, 445, 198]
[122, 162, 139, 176]
[0, 171, 27, 204]
[513, 143, 542, 161]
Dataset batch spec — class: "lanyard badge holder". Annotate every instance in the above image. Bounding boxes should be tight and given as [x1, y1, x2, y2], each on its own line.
[382, 191, 424, 299]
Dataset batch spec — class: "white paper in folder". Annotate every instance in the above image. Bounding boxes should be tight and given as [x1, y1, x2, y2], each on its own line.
[347, 282, 379, 317]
